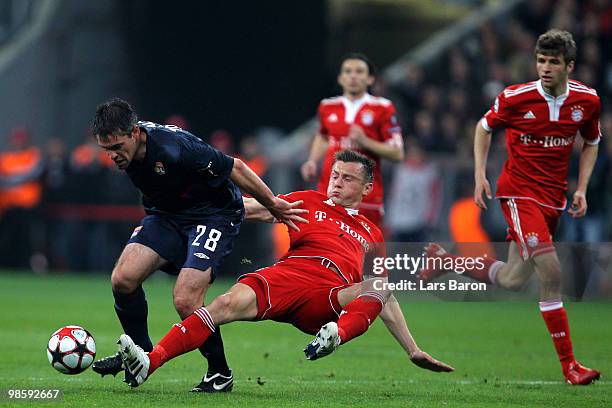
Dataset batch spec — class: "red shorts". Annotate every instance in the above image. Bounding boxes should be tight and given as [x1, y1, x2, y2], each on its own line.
[500, 198, 562, 260]
[237, 257, 352, 334]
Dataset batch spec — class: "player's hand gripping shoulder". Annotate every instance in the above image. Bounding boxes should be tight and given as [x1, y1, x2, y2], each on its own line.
[267, 197, 309, 232]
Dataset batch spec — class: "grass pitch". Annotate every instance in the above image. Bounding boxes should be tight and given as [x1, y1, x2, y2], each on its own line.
[0, 272, 610, 407]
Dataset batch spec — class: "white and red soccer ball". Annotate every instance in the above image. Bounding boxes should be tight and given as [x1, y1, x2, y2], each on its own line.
[47, 326, 96, 374]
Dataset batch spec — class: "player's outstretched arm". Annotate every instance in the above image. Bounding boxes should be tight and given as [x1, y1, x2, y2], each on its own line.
[231, 158, 307, 231]
[568, 142, 598, 218]
[379, 297, 454, 373]
[243, 197, 308, 225]
[473, 121, 493, 210]
[301, 133, 329, 182]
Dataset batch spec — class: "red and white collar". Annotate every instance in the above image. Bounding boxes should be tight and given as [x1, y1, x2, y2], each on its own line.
[341, 93, 372, 123]
[323, 198, 360, 216]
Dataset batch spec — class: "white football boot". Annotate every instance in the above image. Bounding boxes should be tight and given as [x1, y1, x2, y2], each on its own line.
[117, 334, 150, 387]
[304, 322, 341, 360]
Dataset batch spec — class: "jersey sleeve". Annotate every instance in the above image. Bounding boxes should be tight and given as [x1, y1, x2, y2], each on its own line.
[317, 103, 329, 138]
[379, 103, 404, 148]
[180, 139, 234, 188]
[580, 96, 602, 145]
[278, 190, 309, 203]
[482, 91, 512, 131]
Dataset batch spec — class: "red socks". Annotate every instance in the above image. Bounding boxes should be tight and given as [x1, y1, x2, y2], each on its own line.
[148, 307, 216, 374]
[337, 293, 384, 344]
[539, 301, 574, 372]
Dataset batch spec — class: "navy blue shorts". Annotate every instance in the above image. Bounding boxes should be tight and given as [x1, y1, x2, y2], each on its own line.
[127, 212, 243, 281]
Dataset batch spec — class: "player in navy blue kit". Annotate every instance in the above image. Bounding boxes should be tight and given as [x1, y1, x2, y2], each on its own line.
[89, 98, 305, 392]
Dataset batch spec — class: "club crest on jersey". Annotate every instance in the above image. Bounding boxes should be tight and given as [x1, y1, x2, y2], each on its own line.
[570, 105, 584, 122]
[154, 161, 166, 175]
[361, 110, 374, 126]
[359, 220, 371, 233]
[525, 232, 539, 248]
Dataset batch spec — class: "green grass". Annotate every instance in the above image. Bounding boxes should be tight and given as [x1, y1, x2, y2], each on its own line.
[0, 272, 610, 407]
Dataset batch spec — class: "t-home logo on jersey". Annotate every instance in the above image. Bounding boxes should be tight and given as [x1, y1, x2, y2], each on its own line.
[543, 135, 575, 148]
[519, 134, 575, 148]
[338, 221, 370, 251]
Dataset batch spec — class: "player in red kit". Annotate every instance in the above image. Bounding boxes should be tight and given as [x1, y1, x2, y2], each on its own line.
[420, 30, 601, 385]
[105, 150, 453, 387]
[301, 53, 404, 227]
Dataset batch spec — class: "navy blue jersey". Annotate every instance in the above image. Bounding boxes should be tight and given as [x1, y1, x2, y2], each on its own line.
[126, 121, 243, 220]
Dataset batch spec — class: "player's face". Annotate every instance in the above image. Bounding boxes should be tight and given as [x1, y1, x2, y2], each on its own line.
[96, 125, 140, 170]
[536, 53, 574, 93]
[338, 59, 374, 97]
[327, 161, 373, 208]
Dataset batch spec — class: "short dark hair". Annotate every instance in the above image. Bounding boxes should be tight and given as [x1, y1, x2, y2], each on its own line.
[92, 98, 138, 139]
[534, 29, 577, 64]
[339, 52, 376, 76]
[334, 150, 375, 183]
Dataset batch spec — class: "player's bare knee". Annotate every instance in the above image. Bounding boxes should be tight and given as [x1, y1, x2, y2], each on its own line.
[534, 259, 562, 294]
[111, 270, 139, 294]
[207, 293, 235, 322]
[337, 283, 362, 307]
[506, 279, 526, 292]
[496, 273, 525, 292]
[173, 296, 199, 320]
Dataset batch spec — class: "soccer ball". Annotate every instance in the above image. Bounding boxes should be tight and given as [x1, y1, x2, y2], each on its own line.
[47, 325, 96, 374]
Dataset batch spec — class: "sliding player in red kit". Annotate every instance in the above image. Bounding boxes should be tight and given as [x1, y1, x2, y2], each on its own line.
[104, 150, 453, 388]
[420, 30, 601, 385]
[301, 53, 404, 227]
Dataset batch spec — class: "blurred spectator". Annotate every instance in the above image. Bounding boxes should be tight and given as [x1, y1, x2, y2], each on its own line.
[421, 85, 443, 118]
[209, 129, 235, 155]
[448, 50, 472, 89]
[413, 110, 437, 150]
[164, 114, 189, 130]
[0, 127, 44, 268]
[482, 62, 507, 104]
[516, 0, 552, 34]
[448, 173, 496, 259]
[42, 138, 71, 270]
[560, 138, 610, 299]
[439, 113, 462, 153]
[394, 62, 423, 112]
[386, 138, 441, 242]
[238, 135, 268, 178]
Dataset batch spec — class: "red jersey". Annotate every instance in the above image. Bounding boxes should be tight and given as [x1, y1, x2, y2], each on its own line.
[277, 190, 385, 284]
[482, 79, 601, 209]
[316, 93, 403, 213]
